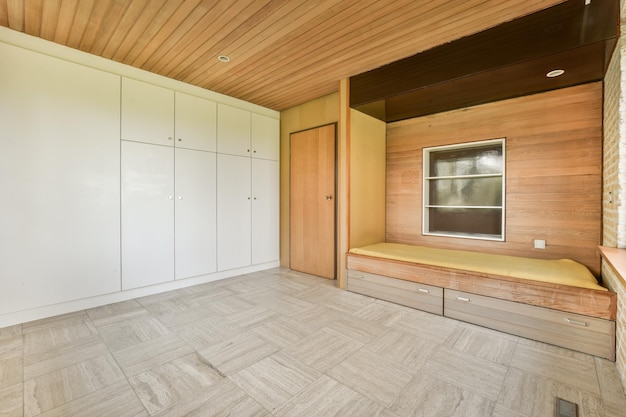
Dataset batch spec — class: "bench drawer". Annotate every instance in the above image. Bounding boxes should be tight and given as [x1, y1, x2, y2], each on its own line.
[347, 270, 443, 315]
[444, 289, 615, 360]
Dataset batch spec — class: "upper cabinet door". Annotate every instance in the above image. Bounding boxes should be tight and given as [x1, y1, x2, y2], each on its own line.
[121, 77, 175, 146]
[175, 92, 217, 152]
[217, 103, 251, 157]
[251, 113, 280, 160]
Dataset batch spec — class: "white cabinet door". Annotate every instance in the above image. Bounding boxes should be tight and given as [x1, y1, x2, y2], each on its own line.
[251, 113, 280, 160]
[175, 92, 217, 152]
[121, 141, 175, 290]
[0, 43, 121, 315]
[217, 103, 251, 157]
[121, 78, 175, 146]
[175, 149, 217, 279]
[252, 159, 280, 264]
[217, 154, 251, 271]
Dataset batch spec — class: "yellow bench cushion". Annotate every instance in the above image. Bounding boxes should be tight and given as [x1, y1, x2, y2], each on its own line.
[349, 243, 606, 291]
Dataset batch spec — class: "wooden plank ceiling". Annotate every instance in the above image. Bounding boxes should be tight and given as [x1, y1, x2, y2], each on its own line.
[0, 0, 565, 111]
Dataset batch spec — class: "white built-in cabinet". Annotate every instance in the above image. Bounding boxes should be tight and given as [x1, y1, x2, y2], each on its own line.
[175, 149, 217, 280]
[0, 32, 279, 323]
[0, 42, 121, 315]
[217, 154, 252, 270]
[121, 77, 217, 151]
[121, 142, 175, 290]
[251, 158, 280, 265]
[216, 105, 280, 271]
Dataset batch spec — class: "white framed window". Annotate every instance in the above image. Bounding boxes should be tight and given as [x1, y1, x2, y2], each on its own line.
[423, 138, 505, 241]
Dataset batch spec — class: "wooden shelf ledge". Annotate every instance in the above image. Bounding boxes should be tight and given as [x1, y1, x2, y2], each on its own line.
[599, 246, 626, 287]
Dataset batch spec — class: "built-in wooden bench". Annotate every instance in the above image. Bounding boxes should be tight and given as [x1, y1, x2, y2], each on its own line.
[346, 243, 617, 360]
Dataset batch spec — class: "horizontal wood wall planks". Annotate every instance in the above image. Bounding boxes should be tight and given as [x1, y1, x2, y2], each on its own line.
[386, 82, 603, 275]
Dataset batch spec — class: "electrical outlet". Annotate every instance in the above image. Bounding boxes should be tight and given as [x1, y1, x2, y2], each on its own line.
[534, 239, 546, 249]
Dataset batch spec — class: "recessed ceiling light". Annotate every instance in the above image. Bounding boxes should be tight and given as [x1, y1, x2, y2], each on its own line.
[546, 69, 565, 78]
[217, 55, 230, 63]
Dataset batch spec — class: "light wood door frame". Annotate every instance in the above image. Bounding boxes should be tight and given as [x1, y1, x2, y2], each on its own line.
[289, 123, 337, 279]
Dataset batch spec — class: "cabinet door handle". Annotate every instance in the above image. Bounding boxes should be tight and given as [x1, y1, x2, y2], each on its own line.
[178, 138, 182, 142]
[168, 137, 172, 141]
[177, 196, 182, 200]
[168, 196, 173, 200]
[417, 288, 430, 294]
[565, 317, 589, 327]
[325, 195, 333, 200]
[456, 296, 471, 302]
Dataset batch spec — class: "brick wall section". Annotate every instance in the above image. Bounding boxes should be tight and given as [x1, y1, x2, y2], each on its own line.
[603, 21, 626, 392]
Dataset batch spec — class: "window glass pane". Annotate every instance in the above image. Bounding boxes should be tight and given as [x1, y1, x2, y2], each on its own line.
[428, 207, 502, 237]
[429, 177, 502, 207]
[429, 144, 502, 177]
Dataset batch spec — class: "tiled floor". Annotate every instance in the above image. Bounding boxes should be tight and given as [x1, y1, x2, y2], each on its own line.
[1, 267, 625, 417]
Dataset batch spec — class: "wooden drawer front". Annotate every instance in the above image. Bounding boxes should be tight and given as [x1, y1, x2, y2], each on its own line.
[347, 270, 443, 315]
[444, 289, 616, 361]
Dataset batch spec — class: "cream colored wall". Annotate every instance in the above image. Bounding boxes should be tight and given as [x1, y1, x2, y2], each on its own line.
[279, 93, 339, 268]
[349, 109, 386, 248]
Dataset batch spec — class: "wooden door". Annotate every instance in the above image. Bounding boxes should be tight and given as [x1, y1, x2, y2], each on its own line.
[290, 124, 336, 279]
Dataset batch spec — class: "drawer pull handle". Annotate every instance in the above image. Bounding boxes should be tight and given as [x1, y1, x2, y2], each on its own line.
[352, 274, 364, 280]
[418, 288, 430, 294]
[565, 318, 588, 327]
[456, 296, 471, 302]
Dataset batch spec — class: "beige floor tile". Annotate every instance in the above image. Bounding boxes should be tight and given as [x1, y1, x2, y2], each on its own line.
[390, 373, 495, 417]
[328, 348, 414, 407]
[22, 311, 90, 334]
[129, 352, 223, 415]
[24, 354, 125, 417]
[230, 351, 321, 412]
[153, 378, 270, 417]
[137, 293, 195, 317]
[498, 367, 604, 417]
[422, 346, 508, 401]
[595, 357, 626, 411]
[156, 306, 217, 330]
[97, 316, 171, 352]
[268, 278, 312, 295]
[444, 324, 518, 366]
[203, 295, 256, 316]
[322, 290, 376, 313]
[86, 300, 150, 326]
[0, 332, 23, 355]
[197, 332, 279, 376]
[0, 324, 22, 341]
[365, 329, 438, 370]
[491, 404, 528, 417]
[224, 306, 279, 329]
[510, 342, 601, 394]
[289, 305, 344, 331]
[0, 383, 23, 417]
[24, 335, 109, 380]
[177, 316, 243, 350]
[353, 300, 408, 326]
[389, 309, 458, 344]
[259, 294, 316, 316]
[23, 319, 98, 354]
[324, 315, 387, 344]
[273, 375, 385, 417]
[36, 380, 147, 417]
[293, 284, 342, 304]
[284, 328, 363, 373]
[0, 348, 22, 389]
[251, 316, 312, 348]
[113, 333, 194, 376]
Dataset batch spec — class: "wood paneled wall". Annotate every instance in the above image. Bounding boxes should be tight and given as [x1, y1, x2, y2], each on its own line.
[386, 82, 603, 275]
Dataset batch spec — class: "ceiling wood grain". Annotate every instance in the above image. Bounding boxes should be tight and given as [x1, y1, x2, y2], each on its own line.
[0, 0, 565, 110]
